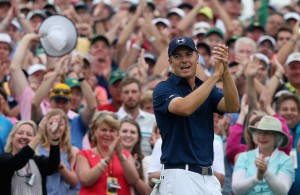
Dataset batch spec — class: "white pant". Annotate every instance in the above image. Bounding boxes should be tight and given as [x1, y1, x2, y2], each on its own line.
[152, 168, 222, 195]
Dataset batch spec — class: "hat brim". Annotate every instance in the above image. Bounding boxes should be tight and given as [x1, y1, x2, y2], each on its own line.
[249, 126, 289, 148]
[51, 95, 71, 101]
[38, 15, 78, 57]
[169, 45, 198, 57]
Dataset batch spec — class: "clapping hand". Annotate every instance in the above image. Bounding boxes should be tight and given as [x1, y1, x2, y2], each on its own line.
[212, 44, 228, 78]
[255, 155, 268, 180]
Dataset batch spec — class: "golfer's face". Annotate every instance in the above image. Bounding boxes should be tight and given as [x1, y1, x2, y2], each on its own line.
[169, 47, 198, 79]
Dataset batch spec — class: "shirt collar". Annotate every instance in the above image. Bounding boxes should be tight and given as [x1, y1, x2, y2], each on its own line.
[117, 106, 146, 119]
[169, 73, 203, 86]
[254, 147, 279, 163]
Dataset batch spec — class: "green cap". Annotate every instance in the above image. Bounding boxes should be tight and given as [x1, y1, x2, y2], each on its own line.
[65, 77, 80, 88]
[108, 69, 127, 84]
[205, 28, 224, 40]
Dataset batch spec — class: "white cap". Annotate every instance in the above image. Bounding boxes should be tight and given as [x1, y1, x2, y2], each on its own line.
[93, 0, 111, 4]
[11, 18, 21, 31]
[123, 0, 139, 4]
[253, 53, 270, 69]
[26, 10, 46, 21]
[0, 33, 12, 45]
[257, 35, 276, 47]
[192, 22, 211, 36]
[286, 52, 300, 65]
[284, 12, 300, 21]
[167, 8, 185, 18]
[152, 17, 171, 28]
[27, 64, 46, 75]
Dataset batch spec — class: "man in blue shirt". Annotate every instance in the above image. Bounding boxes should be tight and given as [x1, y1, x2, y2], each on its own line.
[152, 36, 239, 194]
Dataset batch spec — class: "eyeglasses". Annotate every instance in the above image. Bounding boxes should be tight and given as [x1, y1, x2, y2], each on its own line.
[52, 88, 71, 95]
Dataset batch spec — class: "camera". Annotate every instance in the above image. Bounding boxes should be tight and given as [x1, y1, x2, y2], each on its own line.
[25, 174, 36, 186]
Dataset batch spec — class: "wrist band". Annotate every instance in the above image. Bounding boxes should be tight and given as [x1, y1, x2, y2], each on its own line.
[97, 163, 105, 172]
[148, 36, 156, 43]
[132, 43, 141, 50]
[78, 77, 85, 82]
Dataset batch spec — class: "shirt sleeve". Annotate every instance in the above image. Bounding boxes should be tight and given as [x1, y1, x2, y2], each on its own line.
[148, 138, 162, 173]
[153, 82, 180, 114]
[212, 139, 225, 175]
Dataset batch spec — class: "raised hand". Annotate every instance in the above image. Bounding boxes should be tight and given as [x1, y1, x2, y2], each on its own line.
[240, 94, 249, 116]
[244, 56, 260, 78]
[255, 155, 268, 180]
[107, 137, 120, 161]
[212, 44, 228, 78]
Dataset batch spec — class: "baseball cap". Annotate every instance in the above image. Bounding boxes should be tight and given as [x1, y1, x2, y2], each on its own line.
[284, 12, 300, 21]
[198, 6, 213, 20]
[192, 22, 211, 36]
[74, 2, 88, 11]
[168, 36, 198, 56]
[0, 33, 12, 45]
[226, 35, 240, 46]
[286, 52, 300, 65]
[65, 77, 80, 88]
[26, 10, 47, 21]
[196, 41, 211, 55]
[167, 8, 185, 18]
[178, 2, 193, 10]
[144, 53, 157, 64]
[245, 22, 265, 32]
[90, 35, 110, 47]
[108, 69, 127, 84]
[10, 19, 22, 31]
[27, 64, 46, 76]
[257, 35, 276, 47]
[253, 53, 270, 69]
[205, 28, 224, 39]
[0, 0, 10, 5]
[50, 83, 72, 100]
[152, 17, 171, 28]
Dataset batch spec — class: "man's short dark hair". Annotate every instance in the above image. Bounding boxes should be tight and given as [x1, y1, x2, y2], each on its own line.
[275, 93, 300, 112]
[120, 77, 142, 91]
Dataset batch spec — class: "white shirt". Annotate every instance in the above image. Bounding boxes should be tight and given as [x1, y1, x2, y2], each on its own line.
[117, 106, 156, 156]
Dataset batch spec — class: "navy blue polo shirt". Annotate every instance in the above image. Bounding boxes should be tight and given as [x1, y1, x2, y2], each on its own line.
[153, 73, 224, 166]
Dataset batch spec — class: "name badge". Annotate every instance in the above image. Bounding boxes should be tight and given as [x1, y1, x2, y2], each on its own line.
[107, 177, 121, 195]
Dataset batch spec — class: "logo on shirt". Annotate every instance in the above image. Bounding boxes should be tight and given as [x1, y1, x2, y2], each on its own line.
[166, 95, 175, 101]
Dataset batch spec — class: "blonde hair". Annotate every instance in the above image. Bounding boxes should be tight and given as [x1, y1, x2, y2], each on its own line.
[89, 111, 120, 145]
[140, 90, 153, 109]
[40, 109, 73, 161]
[5, 120, 37, 153]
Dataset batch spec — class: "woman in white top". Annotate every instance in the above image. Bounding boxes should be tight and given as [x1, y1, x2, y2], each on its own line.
[232, 115, 295, 195]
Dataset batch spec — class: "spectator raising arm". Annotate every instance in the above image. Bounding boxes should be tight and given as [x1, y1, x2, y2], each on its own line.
[10, 33, 39, 97]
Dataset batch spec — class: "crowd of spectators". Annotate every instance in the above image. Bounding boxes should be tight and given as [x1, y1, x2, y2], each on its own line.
[0, 0, 300, 194]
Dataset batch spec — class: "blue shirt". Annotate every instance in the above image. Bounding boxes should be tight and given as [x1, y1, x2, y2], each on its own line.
[0, 114, 13, 154]
[70, 115, 88, 150]
[288, 122, 300, 195]
[38, 146, 78, 195]
[153, 73, 223, 166]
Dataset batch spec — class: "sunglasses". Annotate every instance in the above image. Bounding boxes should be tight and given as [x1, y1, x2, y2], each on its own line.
[52, 88, 71, 95]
